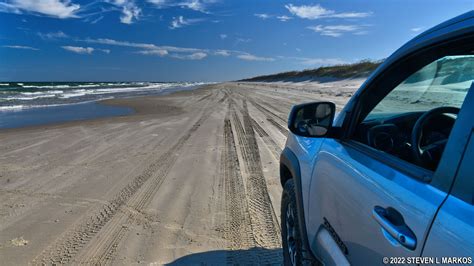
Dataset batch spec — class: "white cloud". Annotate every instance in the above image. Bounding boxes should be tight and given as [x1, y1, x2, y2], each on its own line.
[156, 45, 204, 53]
[136, 49, 168, 56]
[236, 38, 251, 44]
[83, 38, 157, 49]
[89, 15, 104, 24]
[0, 0, 80, 18]
[285, 4, 371, 20]
[147, 0, 214, 13]
[107, 0, 141, 24]
[83, 37, 273, 62]
[254, 13, 292, 22]
[85, 37, 206, 60]
[254, 13, 270, 19]
[170, 16, 203, 29]
[411, 27, 423, 32]
[180, 0, 206, 12]
[219, 34, 227, 39]
[215, 50, 230, 56]
[170, 16, 186, 29]
[295, 48, 301, 52]
[279, 55, 348, 66]
[38, 31, 68, 40]
[0, 2, 21, 14]
[98, 48, 111, 54]
[120, 5, 140, 24]
[3, 45, 38, 50]
[307, 24, 366, 37]
[84, 38, 204, 53]
[62, 46, 94, 54]
[277, 15, 291, 22]
[237, 53, 274, 62]
[330, 12, 372, 18]
[286, 4, 330, 19]
[299, 57, 348, 65]
[147, 0, 166, 4]
[171, 52, 207, 60]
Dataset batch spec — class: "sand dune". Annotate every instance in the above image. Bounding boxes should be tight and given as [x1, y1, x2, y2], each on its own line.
[0, 80, 363, 265]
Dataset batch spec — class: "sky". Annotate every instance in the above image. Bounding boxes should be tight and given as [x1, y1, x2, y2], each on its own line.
[0, 0, 473, 82]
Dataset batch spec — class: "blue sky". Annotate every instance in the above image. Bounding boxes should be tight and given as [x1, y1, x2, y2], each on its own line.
[0, 0, 472, 82]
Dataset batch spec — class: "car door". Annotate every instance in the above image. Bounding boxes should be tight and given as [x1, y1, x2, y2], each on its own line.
[306, 43, 474, 264]
[421, 93, 474, 259]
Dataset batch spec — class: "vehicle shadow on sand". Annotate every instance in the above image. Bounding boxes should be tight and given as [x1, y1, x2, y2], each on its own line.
[166, 247, 283, 265]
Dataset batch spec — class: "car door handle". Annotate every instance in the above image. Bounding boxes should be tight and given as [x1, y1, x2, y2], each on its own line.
[372, 206, 417, 250]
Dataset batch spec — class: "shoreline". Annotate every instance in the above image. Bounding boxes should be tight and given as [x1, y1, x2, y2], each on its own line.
[0, 84, 212, 133]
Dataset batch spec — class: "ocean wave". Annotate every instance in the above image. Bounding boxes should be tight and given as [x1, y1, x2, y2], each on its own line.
[0, 97, 115, 112]
[0, 105, 25, 111]
[57, 84, 179, 99]
[0, 90, 64, 101]
[60, 89, 87, 99]
[0, 83, 203, 101]
[22, 85, 70, 89]
[21, 90, 64, 95]
[5, 94, 57, 101]
[0, 82, 208, 110]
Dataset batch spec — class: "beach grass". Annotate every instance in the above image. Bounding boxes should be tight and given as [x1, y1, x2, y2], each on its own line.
[242, 60, 382, 82]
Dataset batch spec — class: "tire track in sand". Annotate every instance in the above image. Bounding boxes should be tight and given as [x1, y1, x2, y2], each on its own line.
[32, 103, 213, 265]
[222, 99, 281, 263]
[246, 98, 288, 136]
[239, 101, 281, 247]
[222, 113, 258, 264]
[250, 117, 282, 161]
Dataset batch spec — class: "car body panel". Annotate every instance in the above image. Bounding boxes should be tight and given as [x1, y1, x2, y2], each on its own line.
[285, 133, 324, 219]
[281, 10, 474, 264]
[422, 94, 474, 259]
[307, 139, 446, 264]
[422, 196, 474, 259]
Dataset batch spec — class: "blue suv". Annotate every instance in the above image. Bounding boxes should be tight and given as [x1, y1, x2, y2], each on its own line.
[280, 11, 474, 265]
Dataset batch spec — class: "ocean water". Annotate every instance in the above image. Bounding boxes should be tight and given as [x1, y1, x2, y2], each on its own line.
[0, 81, 207, 111]
[0, 81, 207, 129]
[0, 102, 133, 129]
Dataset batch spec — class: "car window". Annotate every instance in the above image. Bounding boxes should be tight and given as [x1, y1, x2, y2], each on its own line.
[353, 55, 473, 172]
[367, 55, 473, 119]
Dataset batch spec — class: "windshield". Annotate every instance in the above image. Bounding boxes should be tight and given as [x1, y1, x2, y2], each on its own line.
[369, 55, 473, 117]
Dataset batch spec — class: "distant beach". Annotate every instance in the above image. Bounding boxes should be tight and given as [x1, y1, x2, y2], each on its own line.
[0, 81, 208, 128]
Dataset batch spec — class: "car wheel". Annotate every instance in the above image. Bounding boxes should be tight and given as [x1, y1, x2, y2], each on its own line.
[281, 179, 304, 266]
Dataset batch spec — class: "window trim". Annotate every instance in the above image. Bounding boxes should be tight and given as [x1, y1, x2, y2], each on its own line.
[341, 139, 433, 182]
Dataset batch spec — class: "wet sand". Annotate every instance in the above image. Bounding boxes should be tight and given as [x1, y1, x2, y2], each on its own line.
[0, 79, 363, 265]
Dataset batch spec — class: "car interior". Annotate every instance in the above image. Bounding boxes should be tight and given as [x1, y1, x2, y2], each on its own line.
[353, 109, 458, 171]
[352, 54, 473, 171]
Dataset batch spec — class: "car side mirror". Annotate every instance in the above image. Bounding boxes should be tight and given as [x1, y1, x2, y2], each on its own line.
[288, 102, 336, 137]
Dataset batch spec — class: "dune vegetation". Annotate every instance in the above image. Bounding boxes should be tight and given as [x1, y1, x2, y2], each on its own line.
[242, 60, 382, 82]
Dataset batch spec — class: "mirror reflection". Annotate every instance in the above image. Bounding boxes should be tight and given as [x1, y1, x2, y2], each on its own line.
[292, 102, 334, 137]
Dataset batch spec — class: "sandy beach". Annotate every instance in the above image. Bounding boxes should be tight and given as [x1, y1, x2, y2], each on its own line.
[0, 79, 363, 265]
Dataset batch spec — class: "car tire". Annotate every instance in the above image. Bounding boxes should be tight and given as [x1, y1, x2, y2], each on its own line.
[281, 179, 316, 266]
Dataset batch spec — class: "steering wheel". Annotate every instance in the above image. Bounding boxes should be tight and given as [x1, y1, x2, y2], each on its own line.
[411, 106, 460, 169]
